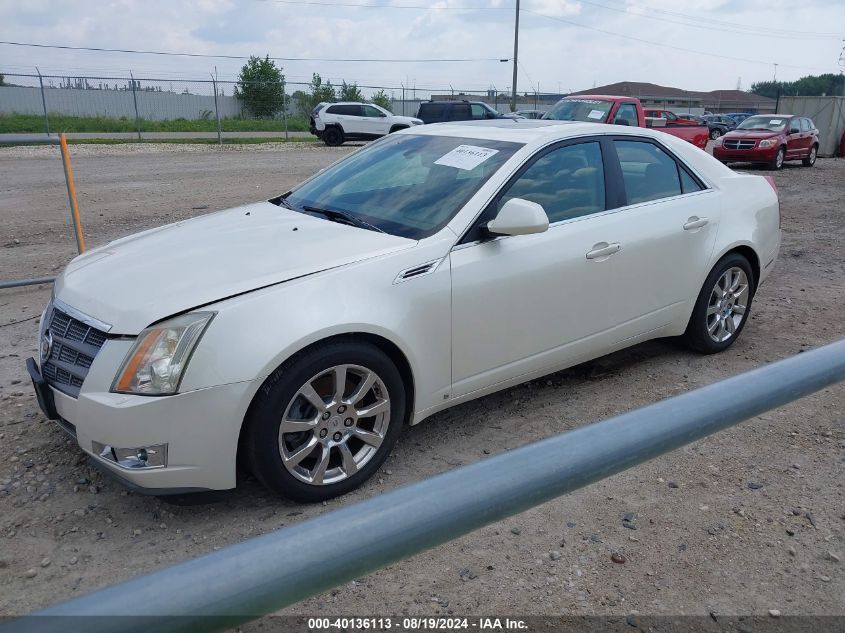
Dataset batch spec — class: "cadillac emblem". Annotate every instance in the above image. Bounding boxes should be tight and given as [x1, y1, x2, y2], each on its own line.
[40, 330, 53, 364]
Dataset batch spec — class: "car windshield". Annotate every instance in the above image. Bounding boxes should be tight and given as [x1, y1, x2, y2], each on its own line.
[284, 134, 522, 239]
[737, 116, 786, 131]
[543, 99, 613, 123]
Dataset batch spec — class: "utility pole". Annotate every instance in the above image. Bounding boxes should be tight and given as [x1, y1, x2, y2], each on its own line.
[511, 0, 520, 112]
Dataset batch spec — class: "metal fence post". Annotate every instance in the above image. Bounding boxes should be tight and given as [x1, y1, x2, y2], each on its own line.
[281, 79, 289, 140]
[35, 67, 50, 137]
[211, 74, 222, 146]
[129, 71, 141, 141]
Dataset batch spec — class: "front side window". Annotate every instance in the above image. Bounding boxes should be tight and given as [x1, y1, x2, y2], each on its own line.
[363, 105, 385, 117]
[470, 104, 487, 119]
[615, 140, 685, 204]
[286, 134, 522, 239]
[497, 142, 606, 224]
[612, 103, 638, 125]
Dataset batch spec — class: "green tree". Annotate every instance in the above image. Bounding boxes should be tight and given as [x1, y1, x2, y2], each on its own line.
[750, 73, 845, 98]
[339, 81, 363, 102]
[371, 89, 391, 111]
[0, 73, 5, 87]
[234, 55, 285, 118]
[299, 73, 337, 116]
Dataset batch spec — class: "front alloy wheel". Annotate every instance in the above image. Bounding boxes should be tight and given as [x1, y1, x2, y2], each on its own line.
[244, 339, 405, 501]
[279, 364, 390, 486]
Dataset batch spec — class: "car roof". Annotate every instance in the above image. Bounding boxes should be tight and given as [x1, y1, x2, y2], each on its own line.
[399, 119, 689, 146]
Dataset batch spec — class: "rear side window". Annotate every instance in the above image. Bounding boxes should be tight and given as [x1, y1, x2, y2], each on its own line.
[418, 103, 446, 122]
[498, 142, 606, 223]
[615, 140, 689, 204]
[327, 104, 363, 116]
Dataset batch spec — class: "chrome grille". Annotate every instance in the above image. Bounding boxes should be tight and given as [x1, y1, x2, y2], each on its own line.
[42, 305, 108, 398]
[723, 139, 756, 150]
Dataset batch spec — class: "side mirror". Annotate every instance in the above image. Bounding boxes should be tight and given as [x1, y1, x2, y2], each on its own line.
[789, 126, 800, 134]
[486, 198, 549, 237]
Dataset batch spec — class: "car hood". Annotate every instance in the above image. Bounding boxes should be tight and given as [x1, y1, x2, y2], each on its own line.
[54, 201, 415, 334]
[725, 130, 780, 141]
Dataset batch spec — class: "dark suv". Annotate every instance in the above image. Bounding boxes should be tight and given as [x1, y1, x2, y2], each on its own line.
[416, 100, 511, 124]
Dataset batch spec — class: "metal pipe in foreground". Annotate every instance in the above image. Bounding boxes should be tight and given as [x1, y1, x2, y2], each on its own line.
[9, 338, 845, 633]
[0, 277, 55, 290]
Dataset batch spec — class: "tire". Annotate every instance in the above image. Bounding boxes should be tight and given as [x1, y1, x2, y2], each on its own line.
[710, 128, 722, 140]
[682, 253, 755, 354]
[389, 125, 408, 134]
[323, 127, 344, 147]
[770, 147, 785, 170]
[802, 144, 817, 167]
[244, 339, 406, 502]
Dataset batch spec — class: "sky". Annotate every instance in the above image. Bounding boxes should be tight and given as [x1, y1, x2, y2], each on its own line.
[1, 0, 843, 98]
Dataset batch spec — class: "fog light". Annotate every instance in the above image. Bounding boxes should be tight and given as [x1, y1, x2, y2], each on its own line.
[92, 441, 167, 470]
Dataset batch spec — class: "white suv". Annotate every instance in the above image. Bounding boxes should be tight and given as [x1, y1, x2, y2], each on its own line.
[309, 102, 423, 146]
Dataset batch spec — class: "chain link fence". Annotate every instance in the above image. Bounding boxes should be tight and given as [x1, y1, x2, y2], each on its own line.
[0, 72, 554, 140]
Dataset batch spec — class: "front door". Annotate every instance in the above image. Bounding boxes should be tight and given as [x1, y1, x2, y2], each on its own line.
[450, 140, 618, 397]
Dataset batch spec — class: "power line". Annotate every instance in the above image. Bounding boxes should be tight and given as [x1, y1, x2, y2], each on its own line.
[256, 0, 508, 9]
[573, 0, 842, 41]
[521, 8, 835, 73]
[0, 41, 508, 63]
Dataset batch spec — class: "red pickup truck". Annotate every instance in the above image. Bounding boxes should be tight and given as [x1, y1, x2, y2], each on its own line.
[543, 96, 709, 150]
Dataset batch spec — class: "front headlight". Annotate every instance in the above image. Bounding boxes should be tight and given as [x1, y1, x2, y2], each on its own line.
[112, 312, 215, 395]
[758, 139, 777, 148]
[713, 137, 724, 146]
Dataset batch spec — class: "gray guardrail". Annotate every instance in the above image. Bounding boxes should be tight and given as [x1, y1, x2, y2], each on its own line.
[5, 337, 845, 633]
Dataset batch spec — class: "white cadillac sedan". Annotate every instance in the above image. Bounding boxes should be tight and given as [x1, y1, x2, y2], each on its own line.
[27, 121, 781, 501]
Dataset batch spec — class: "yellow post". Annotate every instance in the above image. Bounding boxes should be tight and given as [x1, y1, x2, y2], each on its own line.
[59, 133, 86, 253]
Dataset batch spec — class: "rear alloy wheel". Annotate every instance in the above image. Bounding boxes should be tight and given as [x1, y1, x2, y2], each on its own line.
[683, 253, 754, 354]
[245, 340, 405, 501]
[802, 145, 817, 167]
[771, 147, 785, 170]
[710, 128, 722, 140]
[323, 127, 344, 147]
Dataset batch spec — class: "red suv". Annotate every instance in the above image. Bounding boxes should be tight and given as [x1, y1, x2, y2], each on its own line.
[713, 114, 819, 169]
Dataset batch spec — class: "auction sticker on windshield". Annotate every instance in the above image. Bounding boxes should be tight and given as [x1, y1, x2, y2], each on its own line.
[435, 145, 499, 170]
[587, 109, 605, 120]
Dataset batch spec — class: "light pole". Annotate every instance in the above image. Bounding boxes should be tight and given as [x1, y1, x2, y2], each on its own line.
[511, 0, 520, 112]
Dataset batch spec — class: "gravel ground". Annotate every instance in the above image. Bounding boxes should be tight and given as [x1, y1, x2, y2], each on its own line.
[0, 141, 843, 620]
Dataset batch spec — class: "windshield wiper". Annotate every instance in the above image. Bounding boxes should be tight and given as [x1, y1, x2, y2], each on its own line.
[302, 205, 386, 234]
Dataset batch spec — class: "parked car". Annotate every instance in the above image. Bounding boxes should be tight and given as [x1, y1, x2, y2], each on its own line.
[514, 109, 546, 119]
[643, 109, 701, 125]
[543, 96, 709, 149]
[416, 100, 518, 124]
[28, 120, 781, 501]
[701, 114, 737, 140]
[724, 112, 755, 124]
[713, 114, 819, 169]
[309, 102, 423, 146]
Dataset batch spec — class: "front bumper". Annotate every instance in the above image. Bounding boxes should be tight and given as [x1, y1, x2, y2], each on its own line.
[28, 348, 253, 493]
[713, 144, 778, 163]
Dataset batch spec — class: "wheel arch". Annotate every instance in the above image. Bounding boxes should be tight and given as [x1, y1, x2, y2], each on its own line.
[389, 124, 409, 133]
[236, 331, 416, 471]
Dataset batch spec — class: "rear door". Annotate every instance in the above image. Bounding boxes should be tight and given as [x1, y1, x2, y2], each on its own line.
[602, 137, 721, 334]
[328, 104, 366, 134]
[449, 103, 472, 122]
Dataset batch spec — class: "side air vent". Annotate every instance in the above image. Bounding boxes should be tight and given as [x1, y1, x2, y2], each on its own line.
[393, 259, 443, 284]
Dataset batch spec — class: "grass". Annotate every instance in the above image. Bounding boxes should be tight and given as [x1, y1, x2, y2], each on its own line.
[0, 113, 310, 134]
[0, 137, 318, 147]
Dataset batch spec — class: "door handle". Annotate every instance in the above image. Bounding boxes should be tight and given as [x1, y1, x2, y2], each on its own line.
[585, 242, 621, 260]
[683, 216, 709, 231]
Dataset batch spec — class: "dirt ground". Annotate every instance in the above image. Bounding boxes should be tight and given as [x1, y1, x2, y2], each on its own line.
[0, 141, 843, 621]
